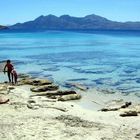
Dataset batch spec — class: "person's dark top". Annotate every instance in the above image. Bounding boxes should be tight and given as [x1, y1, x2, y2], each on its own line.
[5, 63, 13, 72]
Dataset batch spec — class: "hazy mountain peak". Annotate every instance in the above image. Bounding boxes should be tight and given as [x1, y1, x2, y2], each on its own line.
[84, 14, 109, 21]
[60, 15, 71, 18]
[47, 14, 58, 18]
[84, 14, 97, 17]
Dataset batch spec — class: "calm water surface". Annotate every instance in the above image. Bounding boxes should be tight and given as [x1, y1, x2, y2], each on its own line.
[0, 31, 140, 97]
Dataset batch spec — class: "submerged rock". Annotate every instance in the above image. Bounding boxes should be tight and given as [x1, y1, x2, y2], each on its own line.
[18, 73, 30, 79]
[65, 82, 88, 91]
[98, 88, 116, 94]
[30, 84, 59, 92]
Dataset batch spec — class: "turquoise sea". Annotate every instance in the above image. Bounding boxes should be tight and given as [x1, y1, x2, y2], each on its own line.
[0, 30, 140, 97]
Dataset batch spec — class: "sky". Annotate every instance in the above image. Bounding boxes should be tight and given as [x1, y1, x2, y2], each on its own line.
[0, 0, 140, 25]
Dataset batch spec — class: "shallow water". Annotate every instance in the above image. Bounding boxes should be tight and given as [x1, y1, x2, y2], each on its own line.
[0, 30, 140, 97]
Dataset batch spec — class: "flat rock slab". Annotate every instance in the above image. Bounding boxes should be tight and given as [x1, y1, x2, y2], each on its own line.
[0, 84, 7, 91]
[31, 90, 77, 97]
[101, 100, 132, 112]
[58, 94, 81, 101]
[135, 133, 140, 139]
[21, 78, 52, 86]
[31, 84, 59, 92]
[47, 90, 77, 96]
[0, 97, 9, 104]
[120, 111, 138, 117]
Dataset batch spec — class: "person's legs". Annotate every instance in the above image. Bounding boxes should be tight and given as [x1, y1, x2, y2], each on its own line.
[11, 73, 13, 83]
[15, 76, 17, 84]
[7, 71, 11, 82]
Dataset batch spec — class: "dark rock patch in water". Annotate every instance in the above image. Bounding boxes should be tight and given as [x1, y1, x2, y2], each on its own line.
[92, 79, 103, 85]
[136, 79, 140, 83]
[123, 67, 137, 74]
[67, 78, 88, 82]
[121, 78, 136, 82]
[131, 64, 140, 69]
[43, 74, 53, 77]
[111, 81, 124, 87]
[92, 78, 113, 85]
[121, 90, 140, 96]
[120, 77, 140, 84]
[42, 67, 60, 72]
[64, 64, 88, 69]
[42, 74, 54, 81]
[38, 61, 57, 66]
[97, 88, 116, 94]
[62, 83, 75, 89]
[74, 68, 114, 74]
[116, 86, 137, 91]
[64, 82, 89, 91]
[28, 71, 43, 77]
[116, 86, 140, 95]
[119, 73, 137, 78]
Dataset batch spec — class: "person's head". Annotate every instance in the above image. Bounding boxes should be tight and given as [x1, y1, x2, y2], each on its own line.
[7, 60, 11, 64]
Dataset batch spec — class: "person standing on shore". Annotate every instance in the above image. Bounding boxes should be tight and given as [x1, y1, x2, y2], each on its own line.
[3, 60, 13, 83]
[11, 68, 18, 85]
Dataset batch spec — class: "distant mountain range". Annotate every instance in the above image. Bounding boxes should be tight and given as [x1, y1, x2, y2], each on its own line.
[1, 14, 140, 31]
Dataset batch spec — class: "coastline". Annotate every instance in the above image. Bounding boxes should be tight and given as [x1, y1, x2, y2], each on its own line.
[0, 73, 140, 140]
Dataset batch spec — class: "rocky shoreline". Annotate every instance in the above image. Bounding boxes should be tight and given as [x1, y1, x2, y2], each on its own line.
[0, 73, 140, 140]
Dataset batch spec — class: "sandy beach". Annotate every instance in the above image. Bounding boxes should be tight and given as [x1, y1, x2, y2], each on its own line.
[0, 0, 140, 140]
[0, 74, 140, 140]
[1, 0, 140, 139]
